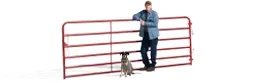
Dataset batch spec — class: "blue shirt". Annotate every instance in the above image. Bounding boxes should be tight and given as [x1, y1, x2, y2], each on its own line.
[132, 9, 159, 40]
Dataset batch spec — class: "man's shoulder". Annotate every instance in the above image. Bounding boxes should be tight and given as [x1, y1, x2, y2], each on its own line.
[151, 9, 157, 12]
[140, 10, 147, 13]
[151, 10, 158, 14]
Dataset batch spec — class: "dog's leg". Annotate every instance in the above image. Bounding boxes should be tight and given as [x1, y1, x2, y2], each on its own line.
[120, 70, 123, 77]
[130, 68, 133, 75]
[120, 65, 123, 77]
[128, 70, 131, 76]
[127, 67, 132, 76]
[131, 64, 134, 74]
[131, 67, 134, 74]
[124, 69, 127, 77]
[128, 61, 134, 75]
[124, 71, 126, 77]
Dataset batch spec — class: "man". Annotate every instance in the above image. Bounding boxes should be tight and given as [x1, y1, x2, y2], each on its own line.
[132, 1, 159, 72]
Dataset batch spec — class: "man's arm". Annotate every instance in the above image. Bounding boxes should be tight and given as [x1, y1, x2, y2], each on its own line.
[132, 10, 143, 21]
[144, 11, 159, 27]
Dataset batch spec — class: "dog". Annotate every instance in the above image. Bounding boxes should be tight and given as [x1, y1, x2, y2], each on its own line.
[119, 51, 134, 77]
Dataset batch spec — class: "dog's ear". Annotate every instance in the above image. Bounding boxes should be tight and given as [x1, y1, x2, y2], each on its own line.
[124, 52, 129, 56]
[120, 52, 124, 55]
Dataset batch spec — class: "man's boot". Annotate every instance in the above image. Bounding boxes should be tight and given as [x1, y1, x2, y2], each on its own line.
[146, 66, 155, 71]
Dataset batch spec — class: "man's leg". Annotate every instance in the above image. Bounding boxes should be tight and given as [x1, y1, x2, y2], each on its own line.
[147, 38, 158, 71]
[140, 32, 150, 70]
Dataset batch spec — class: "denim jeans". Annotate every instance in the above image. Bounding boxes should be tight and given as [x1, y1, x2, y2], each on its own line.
[140, 31, 158, 68]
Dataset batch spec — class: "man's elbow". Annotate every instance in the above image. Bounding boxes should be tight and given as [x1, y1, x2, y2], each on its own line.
[132, 14, 140, 21]
[132, 15, 136, 20]
[132, 16, 139, 21]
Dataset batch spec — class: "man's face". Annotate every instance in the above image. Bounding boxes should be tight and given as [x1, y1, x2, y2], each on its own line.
[145, 5, 151, 12]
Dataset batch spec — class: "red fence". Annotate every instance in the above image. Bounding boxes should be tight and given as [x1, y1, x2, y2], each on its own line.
[62, 16, 193, 79]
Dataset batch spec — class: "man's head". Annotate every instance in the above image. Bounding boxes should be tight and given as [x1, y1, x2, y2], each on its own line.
[145, 1, 152, 12]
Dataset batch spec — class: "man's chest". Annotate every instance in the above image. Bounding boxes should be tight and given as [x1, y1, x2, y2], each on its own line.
[141, 13, 154, 21]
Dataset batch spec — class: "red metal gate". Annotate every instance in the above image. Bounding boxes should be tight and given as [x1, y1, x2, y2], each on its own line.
[62, 16, 193, 79]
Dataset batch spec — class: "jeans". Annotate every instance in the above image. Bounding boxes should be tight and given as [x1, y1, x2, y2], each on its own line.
[140, 31, 158, 68]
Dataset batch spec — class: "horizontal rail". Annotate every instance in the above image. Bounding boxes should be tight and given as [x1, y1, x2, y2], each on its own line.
[63, 16, 190, 24]
[66, 46, 190, 59]
[66, 55, 189, 69]
[65, 27, 189, 37]
[67, 37, 190, 48]
[65, 62, 190, 78]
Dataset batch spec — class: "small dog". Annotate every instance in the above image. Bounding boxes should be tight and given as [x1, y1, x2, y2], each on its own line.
[119, 51, 134, 77]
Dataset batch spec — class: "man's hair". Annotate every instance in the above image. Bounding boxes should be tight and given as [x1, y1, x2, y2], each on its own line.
[145, 1, 152, 6]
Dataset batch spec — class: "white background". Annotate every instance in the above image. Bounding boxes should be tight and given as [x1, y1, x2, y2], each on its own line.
[0, 0, 255, 83]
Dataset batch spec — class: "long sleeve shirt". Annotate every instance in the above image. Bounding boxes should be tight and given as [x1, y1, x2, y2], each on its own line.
[132, 9, 159, 40]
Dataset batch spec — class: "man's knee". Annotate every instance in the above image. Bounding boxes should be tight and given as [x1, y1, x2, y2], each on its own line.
[140, 47, 147, 54]
[140, 41, 149, 54]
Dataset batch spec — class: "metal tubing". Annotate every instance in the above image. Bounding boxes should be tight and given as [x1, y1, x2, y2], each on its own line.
[66, 46, 190, 59]
[64, 16, 189, 24]
[65, 27, 189, 37]
[66, 55, 189, 69]
[62, 23, 67, 79]
[187, 18, 193, 65]
[110, 22, 113, 71]
[66, 62, 191, 78]
[67, 37, 189, 47]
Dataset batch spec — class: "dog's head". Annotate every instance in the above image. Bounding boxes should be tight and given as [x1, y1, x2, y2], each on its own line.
[120, 51, 129, 62]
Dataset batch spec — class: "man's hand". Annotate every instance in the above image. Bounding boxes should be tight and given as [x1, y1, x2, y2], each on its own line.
[140, 19, 145, 25]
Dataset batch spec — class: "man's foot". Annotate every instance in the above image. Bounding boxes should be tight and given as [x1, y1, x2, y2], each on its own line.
[146, 66, 155, 72]
[140, 66, 150, 71]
